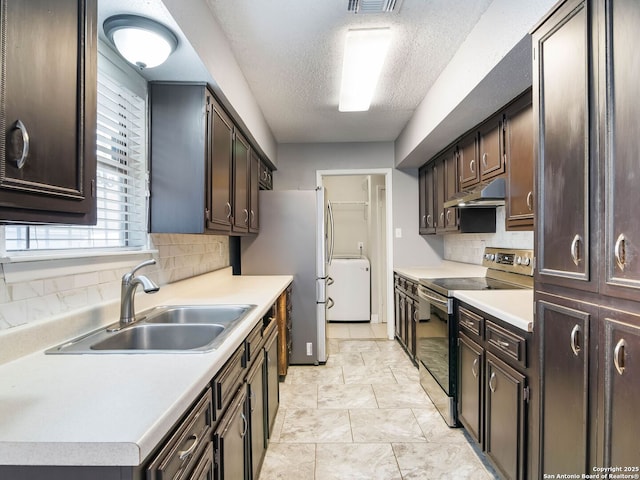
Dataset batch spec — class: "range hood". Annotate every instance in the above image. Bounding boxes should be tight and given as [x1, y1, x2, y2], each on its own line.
[444, 177, 506, 208]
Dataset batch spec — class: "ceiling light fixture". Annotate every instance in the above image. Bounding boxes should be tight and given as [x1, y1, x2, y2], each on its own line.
[338, 27, 392, 112]
[104, 14, 178, 70]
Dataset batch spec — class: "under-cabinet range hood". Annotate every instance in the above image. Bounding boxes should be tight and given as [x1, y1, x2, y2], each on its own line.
[444, 177, 506, 208]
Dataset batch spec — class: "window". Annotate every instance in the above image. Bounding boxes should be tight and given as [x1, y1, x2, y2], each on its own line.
[4, 52, 148, 252]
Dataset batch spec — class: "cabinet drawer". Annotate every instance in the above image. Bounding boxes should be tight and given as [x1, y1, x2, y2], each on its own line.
[485, 320, 527, 368]
[459, 307, 484, 339]
[190, 442, 214, 480]
[213, 344, 245, 417]
[245, 322, 264, 368]
[146, 387, 213, 480]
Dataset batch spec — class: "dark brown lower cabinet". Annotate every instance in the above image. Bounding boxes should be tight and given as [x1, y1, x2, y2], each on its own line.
[458, 333, 483, 444]
[214, 386, 248, 480]
[265, 327, 280, 437]
[456, 302, 531, 480]
[246, 351, 266, 480]
[485, 353, 527, 480]
[394, 273, 418, 363]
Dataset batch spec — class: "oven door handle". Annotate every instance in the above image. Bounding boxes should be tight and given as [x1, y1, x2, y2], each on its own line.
[418, 286, 451, 313]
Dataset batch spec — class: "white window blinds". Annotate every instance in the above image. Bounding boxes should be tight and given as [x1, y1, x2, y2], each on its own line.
[4, 56, 148, 251]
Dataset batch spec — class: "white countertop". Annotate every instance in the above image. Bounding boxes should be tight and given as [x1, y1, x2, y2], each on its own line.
[453, 289, 534, 332]
[394, 262, 533, 332]
[394, 261, 487, 282]
[0, 268, 292, 467]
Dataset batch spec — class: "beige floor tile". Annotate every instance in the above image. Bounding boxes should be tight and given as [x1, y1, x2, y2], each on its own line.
[324, 351, 364, 367]
[361, 349, 414, 366]
[279, 383, 317, 409]
[327, 323, 350, 338]
[258, 443, 316, 480]
[342, 365, 397, 384]
[317, 384, 378, 409]
[412, 408, 469, 443]
[376, 339, 405, 352]
[392, 442, 496, 480]
[315, 443, 402, 480]
[390, 365, 421, 383]
[373, 383, 433, 408]
[285, 366, 344, 385]
[337, 339, 381, 352]
[371, 323, 389, 338]
[268, 408, 286, 443]
[327, 338, 340, 354]
[280, 408, 352, 443]
[348, 323, 376, 338]
[350, 408, 426, 442]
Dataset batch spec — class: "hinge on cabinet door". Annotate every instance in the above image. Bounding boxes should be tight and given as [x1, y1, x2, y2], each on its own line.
[524, 386, 530, 403]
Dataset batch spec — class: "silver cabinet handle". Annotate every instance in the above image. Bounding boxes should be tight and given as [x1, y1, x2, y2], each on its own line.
[439, 212, 444, 224]
[497, 340, 510, 349]
[614, 233, 626, 272]
[421, 215, 426, 228]
[470, 159, 475, 173]
[446, 210, 451, 224]
[11, 120, 30, 169]
[482, 152, 488, 169]
[225, 202, 232, 219]
[570, 324, 581, 356]
[489, 372, 497, 392]
[464, 320, 475, 328]
[526, 191, 533, 212]
[426, 214, 432, 227]
[570, 234, 582, 266]
[327, 297, 334, 309]
[240, 413, 248, 438]
[614, 338, 626, 375]
[413, 310, 418, 322]
[472, 358, 479, 379]
[178, 434, 199, 460]
[243, 208, 249, 225]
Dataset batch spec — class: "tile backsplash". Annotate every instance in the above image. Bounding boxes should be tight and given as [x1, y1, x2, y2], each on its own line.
[444, 207, 534, 264]
[0, 234, 229, 331]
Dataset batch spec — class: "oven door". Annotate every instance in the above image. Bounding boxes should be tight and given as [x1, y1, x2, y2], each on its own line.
[417, 284, 457, 426]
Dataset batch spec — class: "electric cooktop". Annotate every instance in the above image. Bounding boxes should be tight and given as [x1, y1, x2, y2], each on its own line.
[420, 276, 526, 297]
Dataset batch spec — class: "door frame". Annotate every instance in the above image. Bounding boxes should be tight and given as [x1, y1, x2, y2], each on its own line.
[317, 168, 394, 340]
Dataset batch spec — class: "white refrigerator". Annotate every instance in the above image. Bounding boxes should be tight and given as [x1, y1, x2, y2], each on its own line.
[240, 188, 334, 365]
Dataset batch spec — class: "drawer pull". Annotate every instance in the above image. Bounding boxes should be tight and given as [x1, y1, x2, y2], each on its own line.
[464, 320, 475, 328]
[178, 434, 199, 460]
[472, 358, 479, 379]
[489, 372, 497, 393]
[570, 325, 581, 356]
[497, 340, 510, 349]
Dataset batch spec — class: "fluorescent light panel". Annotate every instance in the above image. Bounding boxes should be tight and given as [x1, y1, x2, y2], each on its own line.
[339, 28, 392, 112]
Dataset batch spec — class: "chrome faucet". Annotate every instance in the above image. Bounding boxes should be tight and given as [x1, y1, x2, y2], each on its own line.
[119, 259, 159, 327]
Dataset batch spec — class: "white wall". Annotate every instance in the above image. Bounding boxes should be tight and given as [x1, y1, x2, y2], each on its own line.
[275, 142, 443, 268]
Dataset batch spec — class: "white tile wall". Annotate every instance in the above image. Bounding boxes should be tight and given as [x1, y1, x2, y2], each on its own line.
[0, 234, 229, 330]
[443, 207, 534, 264]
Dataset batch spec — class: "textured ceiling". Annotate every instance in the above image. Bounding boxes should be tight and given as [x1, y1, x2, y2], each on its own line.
[204, 0, 492, 144]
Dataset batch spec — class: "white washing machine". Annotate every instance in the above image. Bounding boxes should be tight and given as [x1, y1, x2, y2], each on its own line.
[327, 257, 371, 322]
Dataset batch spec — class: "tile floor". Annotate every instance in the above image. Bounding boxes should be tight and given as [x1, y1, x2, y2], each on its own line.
[258, 322, 498, 479]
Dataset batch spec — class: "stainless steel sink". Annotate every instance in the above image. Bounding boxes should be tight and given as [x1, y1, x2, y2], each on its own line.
[90, 324, 225, 351]
[46, 304, 256, 354]
[143, 304, 254, 325]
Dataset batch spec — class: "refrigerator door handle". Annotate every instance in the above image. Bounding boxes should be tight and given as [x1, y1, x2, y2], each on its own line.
[327, 200, 335, 265]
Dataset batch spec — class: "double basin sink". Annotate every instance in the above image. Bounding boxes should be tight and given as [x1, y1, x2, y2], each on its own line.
[46, 304, 256, 354]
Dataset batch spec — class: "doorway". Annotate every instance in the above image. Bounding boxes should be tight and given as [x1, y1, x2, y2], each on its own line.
[317, 168, 393, 340]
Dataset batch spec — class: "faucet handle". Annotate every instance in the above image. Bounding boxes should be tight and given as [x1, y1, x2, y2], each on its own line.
[129, 259, 156, 276]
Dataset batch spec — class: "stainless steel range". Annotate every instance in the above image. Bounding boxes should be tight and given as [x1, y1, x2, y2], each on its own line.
[416, 247, 534, 427]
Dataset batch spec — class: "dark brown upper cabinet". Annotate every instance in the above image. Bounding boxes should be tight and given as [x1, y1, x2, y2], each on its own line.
[434, 157, 446, 230]
[232, 131, 250, 234]
[444, 148, 459, 231]
[601, 0, 640, 300]
[249, 151, 260, 233]
[208, 98, 234, 233]
[419, 164, 435, 235]
[478, 114, 505, 182]
[459, 132, 479, 189]
[533, 0, 596, 292]
[0, 0, 97, 224]
[505, 93, 534, 231]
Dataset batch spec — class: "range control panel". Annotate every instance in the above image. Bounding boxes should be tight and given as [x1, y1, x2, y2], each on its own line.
[482, 247, 534, 276]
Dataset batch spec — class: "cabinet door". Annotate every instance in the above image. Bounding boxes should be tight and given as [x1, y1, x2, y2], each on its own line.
[406, 296, 417, 360]
[444, 150, 459, 231]
[485, 352, 526, 480]
[505, 96, 534, 230]
[533, 0, 596, 291]
[394, 286, 402, 341]
[602, 0, 640, 299]
[458, 333, 483, 444]
[0, 0, 97, 224]
[249, 151, 260, 233]
[265, 331, 279, 437]
[599, 309, 640, 469]
[208, 100, 233, 232]
[537, 296, 593, 476]
[232, 131, 250, 233]
[419, 164, 435, 234]
[478, 115, 505, 181]
[459, 133, 479, 189]
[247, 353, 266, 480]
[434, 158, 446, 230]
[214, 388, 247, 480]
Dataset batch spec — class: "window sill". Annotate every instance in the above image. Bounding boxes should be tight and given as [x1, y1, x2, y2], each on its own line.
[0, 248, 159, 284]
